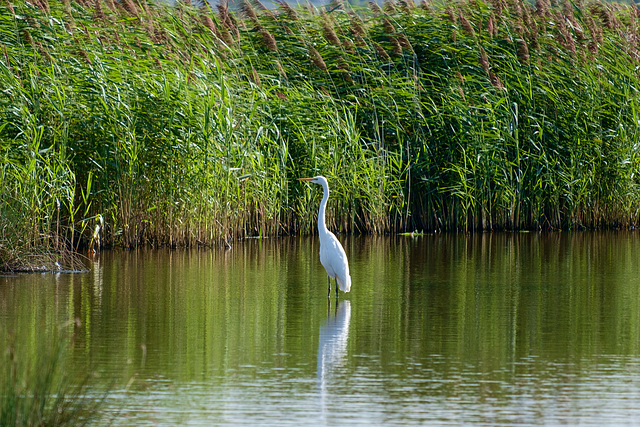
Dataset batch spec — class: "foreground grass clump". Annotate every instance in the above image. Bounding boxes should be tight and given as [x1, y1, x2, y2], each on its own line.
[1, 0, 640, 257]
[0, 324, 108, 426]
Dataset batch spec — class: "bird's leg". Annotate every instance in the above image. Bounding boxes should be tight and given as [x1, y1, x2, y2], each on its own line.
[327, 276, 331, 298]
[335, 278, 339, 299]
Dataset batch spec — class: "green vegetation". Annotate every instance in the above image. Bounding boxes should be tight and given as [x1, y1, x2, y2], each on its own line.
[2, 0, 640, 261]
[0, 323, 109, 426]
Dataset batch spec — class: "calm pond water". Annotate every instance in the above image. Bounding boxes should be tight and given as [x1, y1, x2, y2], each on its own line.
[2, 232, 640, 425]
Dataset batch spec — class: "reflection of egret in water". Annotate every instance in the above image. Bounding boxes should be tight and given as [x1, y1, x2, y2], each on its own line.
[317, 300, 351, 416]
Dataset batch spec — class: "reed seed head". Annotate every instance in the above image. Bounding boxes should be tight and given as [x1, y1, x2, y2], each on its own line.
[488, 15, 495, 38]
[250, 65, 261, 86]
[479, 47, 490, 74]
[517, 38, 529, 63]
[399, 0, 415, 14]
[459, 12, 475, 37]
[398, 34, 413, 52]
[276, 60, 287, 79]
[260, 29, 278, 51]
[241, 0, 259, 23]
[458, 85, 466, 100]
[274, 0, 298, 20]
[535, 0, 548, 17]
[445, 7, 457, 24]
[5, 0, 14, 15]
[390, 37, 402, 55]
[202, 15, 217, 34]
[374, 42, 391, 61]
[349, 14, 366, 37]
[369, 1, 382, 16]
[122, 0, 138, 17]
[491, 0, 503, 17]
[22, 29, 34, 46]
[489, 71, 503, 88]
[383, 18, 395, 34]
[383, 0, 397, 14]
[323, 19, 341, 46]
[93, 0, 106, 21]
[310, 48, 327, 72]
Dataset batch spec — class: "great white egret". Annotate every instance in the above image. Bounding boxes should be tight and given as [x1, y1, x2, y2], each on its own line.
[298, 176, 351, 298]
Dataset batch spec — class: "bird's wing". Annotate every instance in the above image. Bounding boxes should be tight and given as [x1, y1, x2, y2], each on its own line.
[324, 234, 351, 292]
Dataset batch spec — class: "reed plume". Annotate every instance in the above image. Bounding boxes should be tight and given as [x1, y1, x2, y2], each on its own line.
[374, 42, 391, 61]
[383, 0, 397, 14]
[260, 28, 278, 51]
[273, 0, 298, 20]
[241, 0, 259, 23]
[369, 1, 382, 16]
[517, 38, 529, 63]
[93, 0, 106, 21]
[459, 12, 476, 37]
[310, 47, 327, 71]
[323, 18, 341, 46]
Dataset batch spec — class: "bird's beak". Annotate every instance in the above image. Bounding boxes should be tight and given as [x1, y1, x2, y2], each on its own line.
[297, 178, 313, 181]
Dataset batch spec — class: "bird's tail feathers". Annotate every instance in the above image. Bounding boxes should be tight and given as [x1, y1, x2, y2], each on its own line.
[337, 274, 351, 293]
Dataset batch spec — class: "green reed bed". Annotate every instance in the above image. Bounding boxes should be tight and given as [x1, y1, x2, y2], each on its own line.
[1, 0, 640, 258]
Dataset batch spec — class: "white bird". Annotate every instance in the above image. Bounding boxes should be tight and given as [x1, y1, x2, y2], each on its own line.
[298, 176, 351, 298]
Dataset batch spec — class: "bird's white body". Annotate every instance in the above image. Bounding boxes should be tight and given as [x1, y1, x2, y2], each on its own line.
[299, 176, 351, 295]
[319, 230, 351, 293]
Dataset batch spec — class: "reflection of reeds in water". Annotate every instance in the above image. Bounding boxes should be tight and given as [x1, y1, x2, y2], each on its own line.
[0, 325, 110, 425]
[317, 300, 351, 413]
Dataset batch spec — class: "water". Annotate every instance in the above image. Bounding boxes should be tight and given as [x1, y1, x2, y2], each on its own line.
[2, 232, 640, 425]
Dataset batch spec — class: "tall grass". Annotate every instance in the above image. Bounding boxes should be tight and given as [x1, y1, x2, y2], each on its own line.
[1, 0, 640, 257]
[0, 323, 109, 425]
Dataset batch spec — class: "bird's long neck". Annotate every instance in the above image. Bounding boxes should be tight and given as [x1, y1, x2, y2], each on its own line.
[318, 180, 330, 237]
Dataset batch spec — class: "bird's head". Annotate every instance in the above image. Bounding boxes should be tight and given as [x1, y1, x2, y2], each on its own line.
[297, 176, 327, 185]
